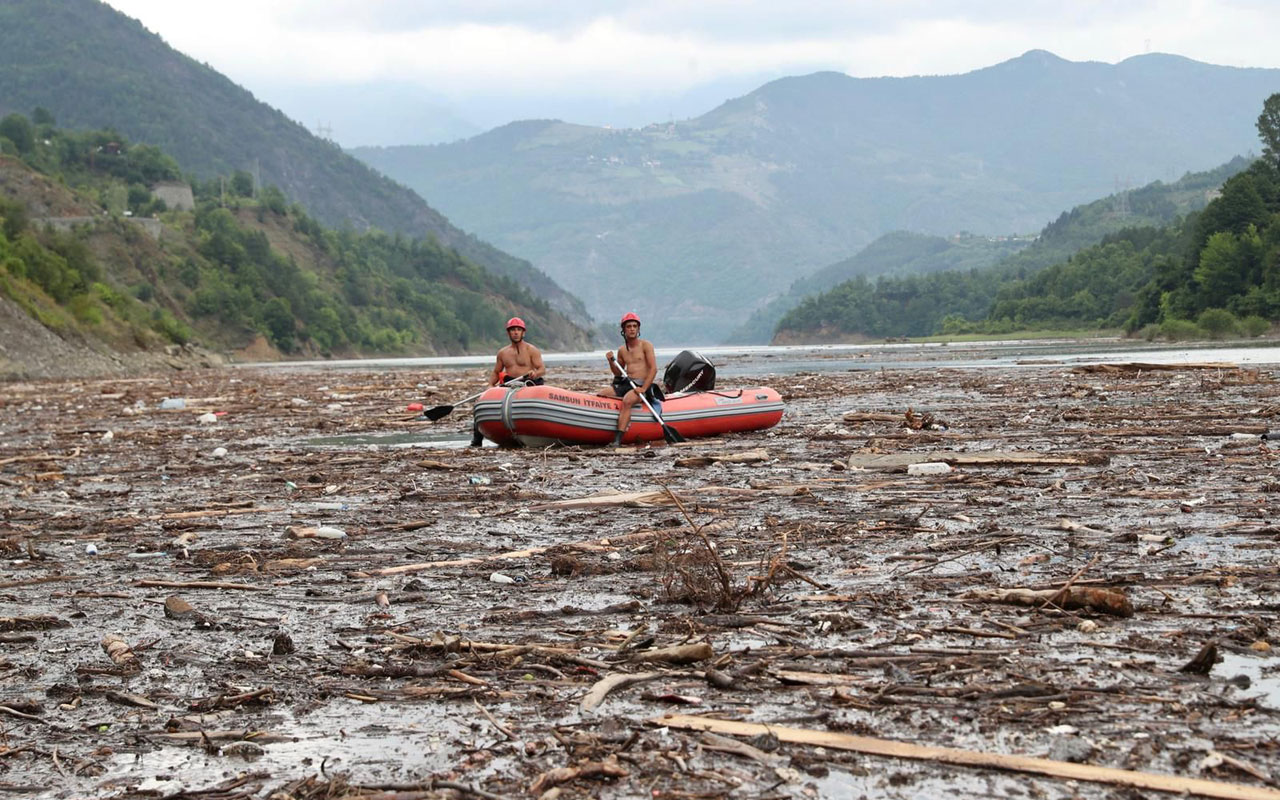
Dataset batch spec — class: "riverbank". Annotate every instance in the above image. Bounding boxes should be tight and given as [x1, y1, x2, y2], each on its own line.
[2, 359, 1278, 798]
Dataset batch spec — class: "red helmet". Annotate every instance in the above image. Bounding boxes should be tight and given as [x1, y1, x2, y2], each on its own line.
[505, 317, 526, 330]
[620, 312, 641, 326]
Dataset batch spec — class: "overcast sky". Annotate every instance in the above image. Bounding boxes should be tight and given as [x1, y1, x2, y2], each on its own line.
[103, 0, 1280, 146]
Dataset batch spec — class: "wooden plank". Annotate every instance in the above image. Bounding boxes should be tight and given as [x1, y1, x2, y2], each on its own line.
[1072, 362, 1239, 373]
[845, 450, 1108, 471]
[650, 714, 1280, 800]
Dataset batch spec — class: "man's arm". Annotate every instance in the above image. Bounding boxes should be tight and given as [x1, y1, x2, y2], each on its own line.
[488, 353, 504, 386]
[638, 341, 658, 391]
[528, 347, 546, 380]
[606, 350, 622, 378]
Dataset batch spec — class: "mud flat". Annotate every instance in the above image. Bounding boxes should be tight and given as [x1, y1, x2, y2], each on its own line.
[1, 358, 1278, 799]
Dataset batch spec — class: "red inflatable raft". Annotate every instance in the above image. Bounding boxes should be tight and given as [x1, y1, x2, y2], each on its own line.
[473, 384, 784, 447]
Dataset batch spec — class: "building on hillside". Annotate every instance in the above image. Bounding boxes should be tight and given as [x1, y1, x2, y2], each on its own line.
[151, 181, 194, 211]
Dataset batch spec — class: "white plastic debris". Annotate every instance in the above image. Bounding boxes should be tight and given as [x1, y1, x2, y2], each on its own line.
[101, 430, 114, 442]
[85, 543, 98, 555]
[489, 572, 516, 584]
[285, 525, 347, 540]
[906, 461, 952, 476]
[211, 446, 228, 458]
[197, 412, 218, 424]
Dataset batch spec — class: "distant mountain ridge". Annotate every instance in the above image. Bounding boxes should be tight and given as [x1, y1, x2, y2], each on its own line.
[726, 232, 1032, 343]
[354, 50, 1280, 343]
[732, 157, 1249, 342]
[0, 0, 589, 323]
[770, 157, 1249, 342]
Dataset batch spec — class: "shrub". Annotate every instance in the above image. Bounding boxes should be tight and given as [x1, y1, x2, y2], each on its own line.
[150, 308, 192, 344]
[1137, 323, 1160, 341]
[1159, 318, 1203, 341]
[1196, 308, 1240, 339]
[68, 294, 102, 325]
[0, 197, 28, 239]
[1240, 315, 1271, 338]
[92, 282, 126, 310]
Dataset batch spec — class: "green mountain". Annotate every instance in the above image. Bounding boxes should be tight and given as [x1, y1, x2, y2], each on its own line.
[772, 158, 1251, 341]
[727, 231, 1033, 343]
[0, 0, 589, 323]
[353, 51, 1280, 344]
[0, 124, 589, 377]
[998, 156, 1280, 337]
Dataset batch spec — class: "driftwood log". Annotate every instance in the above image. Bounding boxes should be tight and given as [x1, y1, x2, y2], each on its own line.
[964, 586, 1134, 617]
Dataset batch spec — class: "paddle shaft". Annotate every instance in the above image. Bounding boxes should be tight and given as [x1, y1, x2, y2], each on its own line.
[424, 375, 528, 421]
[617, 364, 683, 442]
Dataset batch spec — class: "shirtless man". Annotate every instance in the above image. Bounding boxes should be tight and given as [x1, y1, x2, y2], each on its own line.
[471, 317, 545, 446]
[600, 312, 662, 446]
[488, 317, 545, 387]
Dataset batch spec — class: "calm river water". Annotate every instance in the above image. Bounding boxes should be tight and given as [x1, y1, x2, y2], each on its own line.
[240, 337, 1280, 377]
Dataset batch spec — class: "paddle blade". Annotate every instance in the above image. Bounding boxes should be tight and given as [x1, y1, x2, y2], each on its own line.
[662, 424, 686, 444]
[422, 404, 454, 421]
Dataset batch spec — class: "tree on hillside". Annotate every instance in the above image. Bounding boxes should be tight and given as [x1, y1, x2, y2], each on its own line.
[1194, 173, 1268, 250]
[0, 113, 34, 154]
[231, 170, 254, 198]
[1260, 93, 1280, 167]
[1194, 229, 1259, 310]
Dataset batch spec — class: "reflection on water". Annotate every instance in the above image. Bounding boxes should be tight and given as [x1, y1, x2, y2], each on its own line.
[1213, 652, 1280, 711]
[238, 338, 1280, 377]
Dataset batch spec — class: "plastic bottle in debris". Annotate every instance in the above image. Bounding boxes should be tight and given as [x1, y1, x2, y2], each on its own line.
[159, 398, 186, 410]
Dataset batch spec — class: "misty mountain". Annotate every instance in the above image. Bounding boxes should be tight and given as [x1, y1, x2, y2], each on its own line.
[353, 51, 1280, 343]
[727, 232, 1032, 343]
[731, 156, 1248, 343]
[248, 82, 483, 148]
[0, 0, 589, 323]
[770, 157, 1249, 342]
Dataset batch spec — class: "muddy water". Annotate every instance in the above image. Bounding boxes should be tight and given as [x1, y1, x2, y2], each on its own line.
[3, 346, 1280, 799]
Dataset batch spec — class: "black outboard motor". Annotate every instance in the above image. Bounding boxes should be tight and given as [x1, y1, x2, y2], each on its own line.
[663, 350, 716, 394]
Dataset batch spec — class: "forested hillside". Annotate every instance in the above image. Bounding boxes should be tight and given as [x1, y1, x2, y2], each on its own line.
[0, 0, 589, 322]
[0, 119, 590, 372]
[728, 232, 1033, 343]
[1002, 149, 1280, 339]
[773, 157, 1252, 342]
[355, 51, 1280, 342]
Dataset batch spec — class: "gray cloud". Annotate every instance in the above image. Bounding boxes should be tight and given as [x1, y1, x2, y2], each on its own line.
[102, 0, 1280, 144]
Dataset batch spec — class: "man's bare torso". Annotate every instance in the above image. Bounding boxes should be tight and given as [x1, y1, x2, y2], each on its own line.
[616, 339, 655, 385]
[498, 343, 541, 376]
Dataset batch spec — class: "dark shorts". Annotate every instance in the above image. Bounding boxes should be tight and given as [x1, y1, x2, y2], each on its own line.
[612, 376, 664, 403]
[500, 374, 544, 386]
